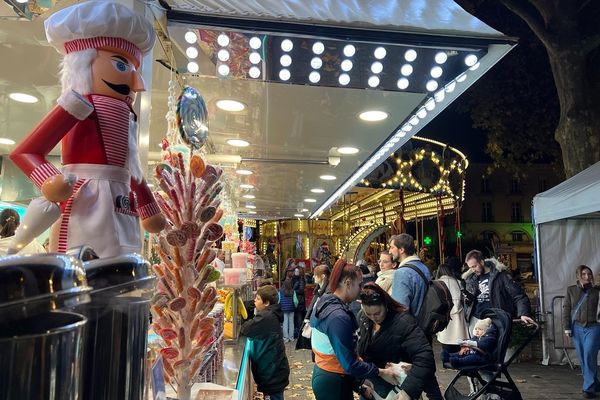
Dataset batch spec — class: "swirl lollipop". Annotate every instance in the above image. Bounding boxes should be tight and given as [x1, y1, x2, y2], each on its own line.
[176, 86, 209, 149]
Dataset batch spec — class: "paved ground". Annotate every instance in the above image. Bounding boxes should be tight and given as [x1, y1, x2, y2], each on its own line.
[264, 341, 586, 400]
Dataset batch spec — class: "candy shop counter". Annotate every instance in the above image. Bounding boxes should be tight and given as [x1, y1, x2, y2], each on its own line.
[217, 339, 253, 399]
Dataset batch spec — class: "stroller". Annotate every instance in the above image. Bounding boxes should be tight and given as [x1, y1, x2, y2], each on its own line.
[444, 308, 540, 400]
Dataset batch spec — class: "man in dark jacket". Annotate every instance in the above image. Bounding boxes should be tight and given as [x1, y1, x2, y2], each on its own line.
[463, 250, 535, 329]
[240, 285, 290, 400]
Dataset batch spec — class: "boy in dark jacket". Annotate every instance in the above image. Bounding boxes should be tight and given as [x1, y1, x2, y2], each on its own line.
[240, 285, 290, 400]
[441, 318, 498, 368]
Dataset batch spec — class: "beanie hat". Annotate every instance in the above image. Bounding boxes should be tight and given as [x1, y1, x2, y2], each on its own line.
[474, 318, 492, 331]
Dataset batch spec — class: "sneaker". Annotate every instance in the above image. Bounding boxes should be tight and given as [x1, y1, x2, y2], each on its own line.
[583, 391, 596, 399]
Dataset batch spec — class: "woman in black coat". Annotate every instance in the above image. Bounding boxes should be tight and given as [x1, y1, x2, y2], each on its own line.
[292, 266, 307, 338]
[357, 283, 438, 400]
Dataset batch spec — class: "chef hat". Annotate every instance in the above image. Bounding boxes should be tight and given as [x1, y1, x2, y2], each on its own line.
[44, 1, 155, 66]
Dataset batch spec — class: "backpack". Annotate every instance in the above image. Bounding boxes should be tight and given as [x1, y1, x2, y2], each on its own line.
[403, 264, 454, 336]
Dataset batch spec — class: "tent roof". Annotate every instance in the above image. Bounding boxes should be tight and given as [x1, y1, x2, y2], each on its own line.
[165, 0, 506, 39]
[533, 161, 600, 225]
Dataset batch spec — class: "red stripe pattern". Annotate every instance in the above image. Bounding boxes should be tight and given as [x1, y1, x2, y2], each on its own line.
[138, 202, 160, 219]
[58, 179, 87, 253]
[64, 37, 141, 65]
[29, 163, 62, 189]
[92, 95, 130, 169]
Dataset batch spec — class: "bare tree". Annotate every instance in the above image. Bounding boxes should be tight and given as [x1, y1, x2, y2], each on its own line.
[456, 0, 600, 178]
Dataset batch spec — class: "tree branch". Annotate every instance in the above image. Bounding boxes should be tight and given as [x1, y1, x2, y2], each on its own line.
[581, 32, 600, 54]
[499, 0, 556, 49]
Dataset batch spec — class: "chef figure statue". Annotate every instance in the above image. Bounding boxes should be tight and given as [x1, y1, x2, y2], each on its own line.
[9, 1, 166, 257]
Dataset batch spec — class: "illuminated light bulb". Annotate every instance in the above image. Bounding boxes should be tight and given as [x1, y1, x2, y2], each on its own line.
[217, 49, 229, 62]
[185, 31, 198, 44]
[435, 52, 448, 64]
[434, 89, 446, 102]
[312, 42, 325, 55]
[218, 64, 230, 76]
[371, 61, 383, 74]
[404, 49, 417, 62]
[249, 52, 261, 64]
[217, 34, 230, 47]
[343, 44, 356, 57]
[280, 54, 292, 67]
[445, 81, 456, 93]
[279, 69, 291, 81]
[426, 80, 438, 92]
[397, 78, 409, 89]
[281, 39, 294, 52]
[431, 66, 443, 78]
[341, 59, 353, 71]
[186, 47, 199, 59]
[469, 62, 480, 71]
[249, 36, 262, 49]
[465, 54, 478, 67]
[309, 71, 321, 83]
[424, 98, 436, 111]
[374, 47, 387, 59]
[311, 57, 323, 69]
[249, 66, 261, 78]
[368, 76, 380, 87]
[339, 73, 350, 86]
[187, 62, 199, 73]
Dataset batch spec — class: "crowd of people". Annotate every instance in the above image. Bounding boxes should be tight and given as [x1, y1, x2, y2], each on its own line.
[241, 233, 541, 400]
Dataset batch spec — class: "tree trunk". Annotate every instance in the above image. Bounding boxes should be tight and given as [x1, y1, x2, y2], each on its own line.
[547, 48, 600, 178]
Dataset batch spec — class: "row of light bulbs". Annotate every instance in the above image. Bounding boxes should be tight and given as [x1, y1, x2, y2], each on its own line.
[184, 30, 481, 90]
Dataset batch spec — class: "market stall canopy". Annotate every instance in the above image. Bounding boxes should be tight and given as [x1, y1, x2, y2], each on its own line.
[532, 162, 600, 365]
[533, 161, 600, 224]
[0, 0, 515, 221]
[163, 0, 505, 38]
[161, 0, 516, 219]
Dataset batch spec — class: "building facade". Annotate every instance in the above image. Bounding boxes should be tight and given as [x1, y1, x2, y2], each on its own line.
[460, 163, 562, 275]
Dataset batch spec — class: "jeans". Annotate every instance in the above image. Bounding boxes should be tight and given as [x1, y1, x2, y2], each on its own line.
[312, 365, 354, 400]
[573, 323, 600, 392]
[264, 392, 284, 400]
[283, 311, 294, 341]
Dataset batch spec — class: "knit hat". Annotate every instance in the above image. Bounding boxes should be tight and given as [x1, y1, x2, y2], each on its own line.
[44, 1, 155, 66]
[474, 317, 492, 331]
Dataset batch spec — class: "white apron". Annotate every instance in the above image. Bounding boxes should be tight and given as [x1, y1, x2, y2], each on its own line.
[50, 163, 141, 257]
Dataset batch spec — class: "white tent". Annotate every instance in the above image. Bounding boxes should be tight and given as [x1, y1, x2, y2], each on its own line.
[533, 161, 600, 365]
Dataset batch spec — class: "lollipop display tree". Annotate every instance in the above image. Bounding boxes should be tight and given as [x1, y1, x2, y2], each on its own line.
[150, 86, 224, 400]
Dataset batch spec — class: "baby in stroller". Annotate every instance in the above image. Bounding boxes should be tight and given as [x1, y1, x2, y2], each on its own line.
[442, 318, 498, 368]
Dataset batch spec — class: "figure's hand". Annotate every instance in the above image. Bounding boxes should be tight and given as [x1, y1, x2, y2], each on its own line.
[520, 315, 537, 326]
[378, 365, 397, 385]
[41, 174, 73, 202]
[142, 213, 166, 233]
[459, 346, 470, 355]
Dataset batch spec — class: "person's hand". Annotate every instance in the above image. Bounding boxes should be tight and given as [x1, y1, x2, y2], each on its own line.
[378, 366, 397, 385]
[564, 329, 572, 337]
[459, 346, 470, 355]
[360, 380, 375, 399]
[520, 315, 537, 326]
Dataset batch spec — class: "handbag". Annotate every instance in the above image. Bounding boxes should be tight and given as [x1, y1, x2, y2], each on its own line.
[295, 296, 320, 350]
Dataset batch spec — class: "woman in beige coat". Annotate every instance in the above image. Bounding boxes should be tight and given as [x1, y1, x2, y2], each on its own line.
[435, 263, 469, 353]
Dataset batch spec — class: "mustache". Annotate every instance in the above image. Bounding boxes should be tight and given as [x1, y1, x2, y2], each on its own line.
[102, 80, 131, 95]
